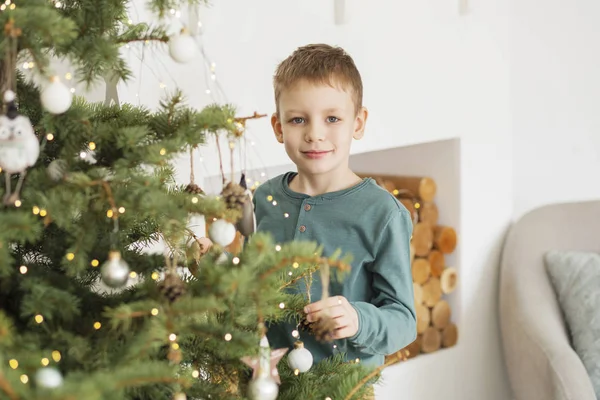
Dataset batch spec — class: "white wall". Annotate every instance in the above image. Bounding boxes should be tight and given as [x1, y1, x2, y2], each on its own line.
[100, 0, 514, 398]
[511, 0, 600, 220]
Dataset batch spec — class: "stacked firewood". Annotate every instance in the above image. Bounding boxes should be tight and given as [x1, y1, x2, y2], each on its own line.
[359, 174, 460, 363]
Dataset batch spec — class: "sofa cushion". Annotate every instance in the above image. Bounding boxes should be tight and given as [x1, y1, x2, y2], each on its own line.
[544, 250, 600, 398]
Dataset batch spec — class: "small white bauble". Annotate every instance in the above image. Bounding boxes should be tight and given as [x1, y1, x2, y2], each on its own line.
[35, 367, 63, 388]
[168, 30, 197, 63]
[173, 392, 187, 400]
[248, 376, 278, 400]
[287, 341, 313, 373]
[41, 77, 72, 114]
[208, 219, 236, 247]
[100, 251, 130, 288]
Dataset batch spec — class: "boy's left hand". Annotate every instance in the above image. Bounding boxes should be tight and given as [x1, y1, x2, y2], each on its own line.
[304, 296, 359, 339]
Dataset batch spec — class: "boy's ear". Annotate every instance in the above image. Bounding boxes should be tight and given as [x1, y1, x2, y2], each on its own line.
[353, 107, 368, 140]
[271, 113, 284, 144]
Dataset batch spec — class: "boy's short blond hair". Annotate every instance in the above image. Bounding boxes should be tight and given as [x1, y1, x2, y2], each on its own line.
[273, 44, 363, 114]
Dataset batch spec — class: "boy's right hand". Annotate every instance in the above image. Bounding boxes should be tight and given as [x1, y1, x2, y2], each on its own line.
[196, 237, 213, 254]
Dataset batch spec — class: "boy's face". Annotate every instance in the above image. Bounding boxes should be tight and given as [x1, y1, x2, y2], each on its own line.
[271, 79, 367, 178]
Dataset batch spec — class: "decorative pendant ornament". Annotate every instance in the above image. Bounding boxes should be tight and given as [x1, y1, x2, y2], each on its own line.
[287, 341, 313, 373]
[100, 250, 130, 288]
[47, 159, 68, 182]
[241, 336, 288, 400]
[208, 219, 236, 247]
[40, 76, 72, 114]
[34, 367, 63, 388]
[236, 173, 256, 237]
[157, 271, 187, 303]
[168, 28, 197, 63]
[0, 90, 40, 206]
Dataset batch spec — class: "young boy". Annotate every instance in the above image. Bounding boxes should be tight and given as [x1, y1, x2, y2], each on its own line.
[254, 43, 417, 368]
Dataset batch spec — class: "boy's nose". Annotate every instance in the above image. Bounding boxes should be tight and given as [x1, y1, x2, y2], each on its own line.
[304, 125, 325, 142]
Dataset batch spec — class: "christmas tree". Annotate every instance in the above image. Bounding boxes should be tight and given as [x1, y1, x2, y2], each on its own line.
[0, 1, 407, 399]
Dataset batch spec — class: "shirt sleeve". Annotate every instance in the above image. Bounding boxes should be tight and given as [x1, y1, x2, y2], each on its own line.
[347, 207, 417, 355]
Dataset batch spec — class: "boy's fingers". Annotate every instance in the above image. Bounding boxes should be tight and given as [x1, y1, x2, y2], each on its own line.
[306, 305, 344, 322]
[304, 296, 345, 313]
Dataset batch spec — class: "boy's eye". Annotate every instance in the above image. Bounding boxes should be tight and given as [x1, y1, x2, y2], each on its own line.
[289, 117, 305, 124]
[327, 116, 340, 123]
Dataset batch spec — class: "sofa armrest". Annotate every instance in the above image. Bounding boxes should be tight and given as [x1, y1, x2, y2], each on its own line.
[499, 211, 596, 400]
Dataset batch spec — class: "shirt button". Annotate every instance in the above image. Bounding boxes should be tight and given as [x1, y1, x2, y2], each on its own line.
[299, 225, 306, 232]
[304, 204, 311, 211]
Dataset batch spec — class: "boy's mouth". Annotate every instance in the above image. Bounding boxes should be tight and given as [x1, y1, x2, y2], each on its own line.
[302, 150, 332, 159]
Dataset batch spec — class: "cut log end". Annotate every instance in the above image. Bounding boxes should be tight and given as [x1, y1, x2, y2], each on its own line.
[418, 202, 439, 226]
[412, 258, 431, 285]
[431, 300, 451, 329]
[412, 222, 433, 257]
[442, 323, 458, 348]
[441, 267, 458, 294]
[422, 277, 442, 308]
[413, 282, 423, 305]
[428, 250, 445, 278]
[434, 225, 457, 254]
[416, 303, 430, 334]
[421, 327, 442, 353]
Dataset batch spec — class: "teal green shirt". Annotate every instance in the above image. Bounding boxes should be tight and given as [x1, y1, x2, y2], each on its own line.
[254, 172, 417, 367]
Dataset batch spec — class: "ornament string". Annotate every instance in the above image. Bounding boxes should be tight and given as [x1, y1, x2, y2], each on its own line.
[189, 146, 195, 185]
[214, 134, 225, 184]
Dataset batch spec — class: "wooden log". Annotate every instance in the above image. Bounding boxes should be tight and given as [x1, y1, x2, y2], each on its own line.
[356, 174, 437, 202]
[442, 323, 458, 348]
[374, 177, 396, 193]
[422, 277, 443, 307]
[411, 258, 431, 284]
[412, 222, 433, 257]
[433, 225, 457, 254]
[399, 198, 418, 224]
[431, 300, 451, 329]
[415, 303, 430, 334]
[418, 202, 439, 226]
[428, 250, 445, 278]
[421, 327, 442, 353]
[404, 337, 421, 359]
[413, 282, 423, 305]
[441, 267, 458, 294]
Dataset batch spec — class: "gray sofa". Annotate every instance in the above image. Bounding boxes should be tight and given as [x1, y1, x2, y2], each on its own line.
[499, 200, 598, 400]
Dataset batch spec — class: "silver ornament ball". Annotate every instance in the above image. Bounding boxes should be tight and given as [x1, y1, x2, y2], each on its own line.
[40, 78, 72, 114]
[288, 341, 313, 373]
[208, 219, 236, 247]
[100, 251, 130, 288]
[168, 30, 197, 63]
[248, 376, 279, 400]
[35, 367, 63, 389]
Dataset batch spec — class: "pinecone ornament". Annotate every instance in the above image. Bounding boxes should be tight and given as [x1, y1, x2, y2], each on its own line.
[158, 272, 186, 303]
[185, 183, 204, 195]
[221, 182, 247, 211]
[299, 314, 336, 343]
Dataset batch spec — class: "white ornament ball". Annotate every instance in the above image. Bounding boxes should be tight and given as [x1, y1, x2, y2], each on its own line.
[41, 77, 72, 114]
[248, 376, 278, 400]
[168, 31, 197, 63]
[35, 367, 63, 388]
[208, 219, 236, 247]
[100, 251, 130, 288]
[288, 341, 313, 373]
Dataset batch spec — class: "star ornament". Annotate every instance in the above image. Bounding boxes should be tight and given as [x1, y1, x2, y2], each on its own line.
[241, 336, 288, 384]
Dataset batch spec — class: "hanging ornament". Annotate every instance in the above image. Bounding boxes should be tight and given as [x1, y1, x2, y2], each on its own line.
[236, 173, 256, 237]
[303, 263, 336, 342]
[208, 219, 236, 247]
[47, 159, 68, 182]
[0, 90, 40, 206]
[157, 271, 187, 303]
[241, 336, 288, 400]
[287, 341, 313, 373]
[34, 367, 63, 389]
[100, 250, 130, 288]
[40, 76, 72, 114]
[168, 28, 197, 63]
[221, 181, 247, 212]
[172, 393, 186, 400]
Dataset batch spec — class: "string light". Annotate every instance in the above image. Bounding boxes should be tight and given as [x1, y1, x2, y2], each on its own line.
[34, 314, 44, 324]
[192, 370, 200, 378]
[266, 195, 273, 201]
[272, 200, 278, 206]
[32, 206, 40, 215]
[66, 253, 75, 261]
[46, 133, 54, 141]
[279, 302, 285, 309]
[9, 359, 18, 369]
[19, 266, 27, 274]
[171, 343, 179, 350]
[65, 72, 72, 80]
[224, 333, 232, 341]
[41, 358, 49, 366]
[70, 88, 75, 93]
[292, 262, 299, 269]
[291, 330, 299, 338]
[191, 197, 198, 204]
[151, 272, 159, 280]
[14, 200, 21, 207]
[51, 351, 61, 362]
[88, 142, 96, 150]
[9, 3, 14, 9]
[20, 375, 28, 384]
[294, 369, 300, 376]
[129, 271, 137, 278]
[118, 207, 125, 214]
[106, 209, 114, 218]
[232, 257, 240, 265]
[284, 213, 290, 218]
[169, 333, 177, 341]
[275, 245, 281, 252]
[151, 308, 159, 315]
[39, 209, 47, 217]
[159, 148, 167, 155]
[91, 259, 99, 267]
